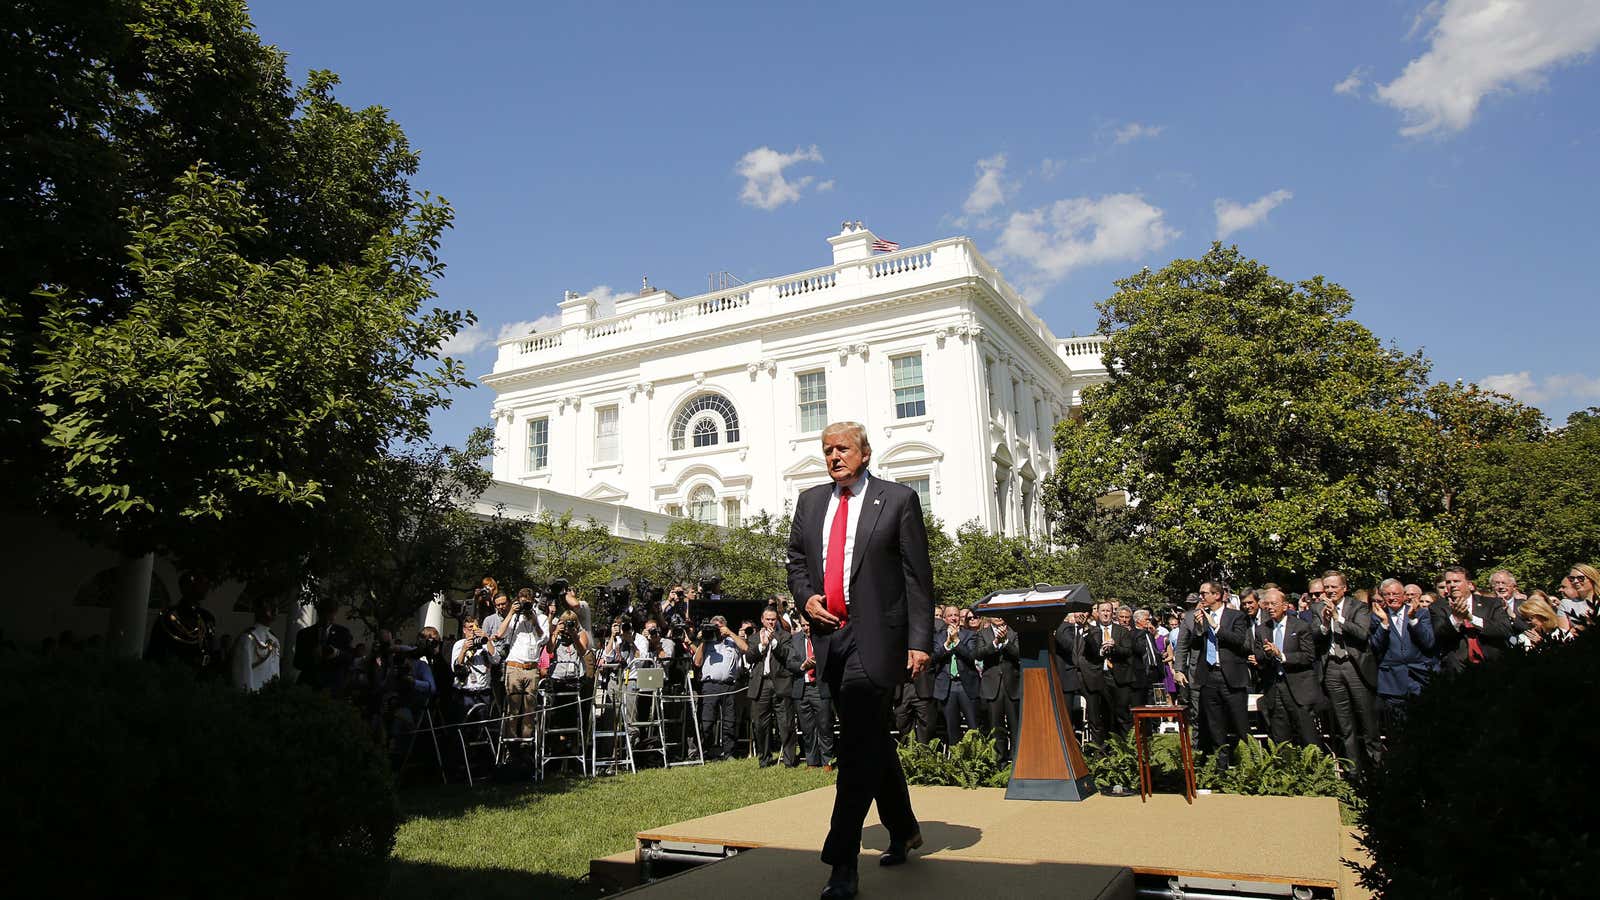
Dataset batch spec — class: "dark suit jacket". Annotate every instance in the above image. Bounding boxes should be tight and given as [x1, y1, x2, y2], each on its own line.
[1369, 607, 1437, 696]
[1130, 627, 1163, 688]
[1053, 620, 1084, 693]
[931, 629, 980, 700]
[1077, 621, 1135, 689]
[293, 621, 353, 690]
[975, 626, 1022, 701]
[783, 630, 830, 700]
[1315, 596, 1379, 689]
[1254, 615, 1321, 707]
[1196, 606, 1252, 691]
[744, 629, 794, 699]
[786, 475, 935, 689]
[1430, 593, 1514, 674]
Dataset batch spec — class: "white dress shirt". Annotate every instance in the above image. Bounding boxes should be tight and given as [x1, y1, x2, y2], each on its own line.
[231, 624, 280, 692]
[819, 470, 871, 611]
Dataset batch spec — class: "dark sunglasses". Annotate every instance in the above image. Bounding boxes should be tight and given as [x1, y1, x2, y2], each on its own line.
[1568, 574, 1590, 583]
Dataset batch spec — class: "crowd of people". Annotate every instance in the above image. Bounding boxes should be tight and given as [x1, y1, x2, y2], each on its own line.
[119, 559, 1598, 779]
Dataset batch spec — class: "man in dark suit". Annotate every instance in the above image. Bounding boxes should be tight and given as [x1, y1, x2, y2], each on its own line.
[1129, 609, 1164, 707]
[1314, 569, 1380, 776]
[1431, 565, 1515, 674]
[1253, 588, 1322, 747]
[1193, 581, 1251, 767]
[292, 597, 354, 693]
[931, 606, 980, 744]
[975, 616, 1022, 763]
[1174, 594, 1204, 739]
[745, 607, 797, 767]
[892, 640, 937, 743]
[1054, 611, 1086, 737]
[1078, 600, 1135, 745]
[787, 422, 934, 899]
[785, 620, 834, 767]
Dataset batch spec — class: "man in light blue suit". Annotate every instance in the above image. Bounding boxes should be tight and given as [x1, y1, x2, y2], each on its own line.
[1368, 577, 1436, 737]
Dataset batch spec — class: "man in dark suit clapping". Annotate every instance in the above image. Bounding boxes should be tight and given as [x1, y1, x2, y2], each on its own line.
[1078, 600, 1135, 746]
[1193, 581, 1252, 767]
[931, 606, 981, 748]
[1253, 588, 1322, 747]
[1432, 565, 1515, 674]
[785, 619, 834, 768]
[787, 422, 934, 899]
[975, 616, 1022, 764]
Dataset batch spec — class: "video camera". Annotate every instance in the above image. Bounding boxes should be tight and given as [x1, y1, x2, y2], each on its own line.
[698, 620, 721, 644]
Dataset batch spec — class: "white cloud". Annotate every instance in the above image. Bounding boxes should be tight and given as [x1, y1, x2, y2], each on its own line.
[1039, 158, 1066, 180]
[1113, 122, 1165, 144]
[442, 284, 632, 355]
[1480, 371, 1600, 406]
[1333, 66, 1368, 95]
[1375, 0, 1600, 136]
[816, 179, 836, 192]
[735, 145, 825, 210]
[993, 194, 1178, 290]
[962, 154, 1011, 217]
[1214, 189, 1293, 239]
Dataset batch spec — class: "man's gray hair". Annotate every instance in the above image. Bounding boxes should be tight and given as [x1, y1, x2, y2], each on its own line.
[1133, 609, 1151, 624]
[1377, 577, 1404, 592]
[821, 420, 871, 454]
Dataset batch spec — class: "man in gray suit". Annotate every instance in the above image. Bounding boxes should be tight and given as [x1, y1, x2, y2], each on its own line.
[1253, 588, 1322, 747]
[745, 606, 797, 767]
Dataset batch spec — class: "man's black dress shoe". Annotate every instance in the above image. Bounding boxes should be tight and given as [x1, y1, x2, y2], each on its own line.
[820, 862, 858, 898]
[879, 831, 923, 866]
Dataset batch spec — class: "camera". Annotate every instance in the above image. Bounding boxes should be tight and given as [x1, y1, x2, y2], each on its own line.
[555, 617, 579, 646]
[468, 633, 486, 650]
[699, 621, 721, 644]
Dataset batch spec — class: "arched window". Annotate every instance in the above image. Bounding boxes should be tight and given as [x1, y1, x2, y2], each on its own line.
[670, 393, 741, 451]
[688, 485, 717, 524]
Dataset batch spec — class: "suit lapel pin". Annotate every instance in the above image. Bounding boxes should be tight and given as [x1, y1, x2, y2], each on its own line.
[874, 499, 881, 505]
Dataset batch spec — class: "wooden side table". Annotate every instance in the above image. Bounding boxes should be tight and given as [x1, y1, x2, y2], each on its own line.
[1131, 705, 1196, 803]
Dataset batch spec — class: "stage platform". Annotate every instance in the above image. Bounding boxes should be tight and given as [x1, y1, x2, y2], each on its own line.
[601, 786, 1357, 899]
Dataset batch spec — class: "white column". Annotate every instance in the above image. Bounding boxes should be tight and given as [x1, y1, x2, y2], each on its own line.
[421, 592, 446, 634]
[106, 552, 154, 659]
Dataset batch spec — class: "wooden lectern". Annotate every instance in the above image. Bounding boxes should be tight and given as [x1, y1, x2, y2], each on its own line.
[973, 584, 1098, 801]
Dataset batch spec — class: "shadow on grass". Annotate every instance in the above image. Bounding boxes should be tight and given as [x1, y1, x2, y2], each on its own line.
[385, 859, 600, 900]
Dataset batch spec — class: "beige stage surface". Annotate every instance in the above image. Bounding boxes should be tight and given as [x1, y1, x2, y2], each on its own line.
[612, 785, 1355, 897]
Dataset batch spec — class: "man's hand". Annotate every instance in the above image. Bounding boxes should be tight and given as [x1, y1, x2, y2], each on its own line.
[1450, 596, 1471, 619]
[1247, 653, 1258, 666]
[1194, 608, 1207, 628]
[1371, 604, 1390, 627]
[804, 594, 839, 628]
[802, 656, 816, 671]
[718, 622, 733, 638]
[1263, 640, 1282, 660]
[1174, 671, 1188, 687]
[907, 649, 929, 679]
[1321, 602, 1334, 622]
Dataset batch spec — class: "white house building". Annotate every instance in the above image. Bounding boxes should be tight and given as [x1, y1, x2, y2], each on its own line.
[482, 223, 1109, 538]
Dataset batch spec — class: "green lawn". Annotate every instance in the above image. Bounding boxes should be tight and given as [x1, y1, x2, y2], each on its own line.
[386, 759, 835, 899]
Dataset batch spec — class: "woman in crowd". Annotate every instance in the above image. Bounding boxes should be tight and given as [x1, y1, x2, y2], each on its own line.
[1515, 595, 1572, 649]
[1557, 563, 1597, 626]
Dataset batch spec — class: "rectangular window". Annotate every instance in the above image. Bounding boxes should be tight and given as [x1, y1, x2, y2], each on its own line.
[723, 498, 742, 528]
[903, 477, 932, 514]
[797, 370, 828, 433]
[527, 417, 549, 471]
[594, 405, 619, 463]
[892, 353, 927, 419]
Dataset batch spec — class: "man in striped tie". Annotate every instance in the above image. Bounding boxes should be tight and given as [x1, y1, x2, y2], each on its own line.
[787, 421, 935, 899]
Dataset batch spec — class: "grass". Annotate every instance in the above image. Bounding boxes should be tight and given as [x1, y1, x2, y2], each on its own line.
[385, 758, 835, 899]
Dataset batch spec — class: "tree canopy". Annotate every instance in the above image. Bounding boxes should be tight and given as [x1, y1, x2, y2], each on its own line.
[1048, 244, 1454, 592]
[2, 1, 473, 577]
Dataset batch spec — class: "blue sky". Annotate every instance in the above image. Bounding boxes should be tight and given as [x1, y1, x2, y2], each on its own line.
[250, 0, 1600, 447]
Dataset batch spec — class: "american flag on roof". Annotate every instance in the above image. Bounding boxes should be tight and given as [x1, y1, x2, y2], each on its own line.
[871, 237, 900, 253]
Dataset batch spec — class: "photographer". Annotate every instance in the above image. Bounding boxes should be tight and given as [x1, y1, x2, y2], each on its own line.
[480, 592, 512, 713]
[416, 626, 452, 718]
[452, 616, 499, 718]
[363, 629, 437, 761]
[691, 615, 748, 761]
[494, 588, 547, 745]
[558, 585, 594, 646]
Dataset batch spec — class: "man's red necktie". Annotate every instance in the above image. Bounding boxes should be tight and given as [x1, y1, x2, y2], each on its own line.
[805, 636, 816, 683]
[824, 487, 852, 625]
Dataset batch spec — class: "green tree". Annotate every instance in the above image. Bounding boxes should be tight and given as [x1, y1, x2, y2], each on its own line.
[616, 519, 723, 595]
[3, 2, 469, 576]
[524, 510, 621, 598]
[316, 428, 520, 633]
[1415, 380, 1547, 517]
[1450, 409, 1600, 591]
[718, 510, 791, 603]
[929, 518, 1068, 607]
[1048, 244, 1452, 591]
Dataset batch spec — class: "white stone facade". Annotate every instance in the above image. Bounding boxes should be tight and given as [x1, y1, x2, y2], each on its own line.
[482, 224, 1108, 538]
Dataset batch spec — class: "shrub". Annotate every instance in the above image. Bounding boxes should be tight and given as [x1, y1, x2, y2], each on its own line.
[1355, 630, 1600, 899]
[898, 730, 1012, 788]
[0, 654, 399, 899]
[1090, 729, 1351, 803]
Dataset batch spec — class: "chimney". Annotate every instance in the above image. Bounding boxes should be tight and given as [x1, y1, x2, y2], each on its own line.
[828, 220, 876, 265]
[558, 290, 596, 326]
